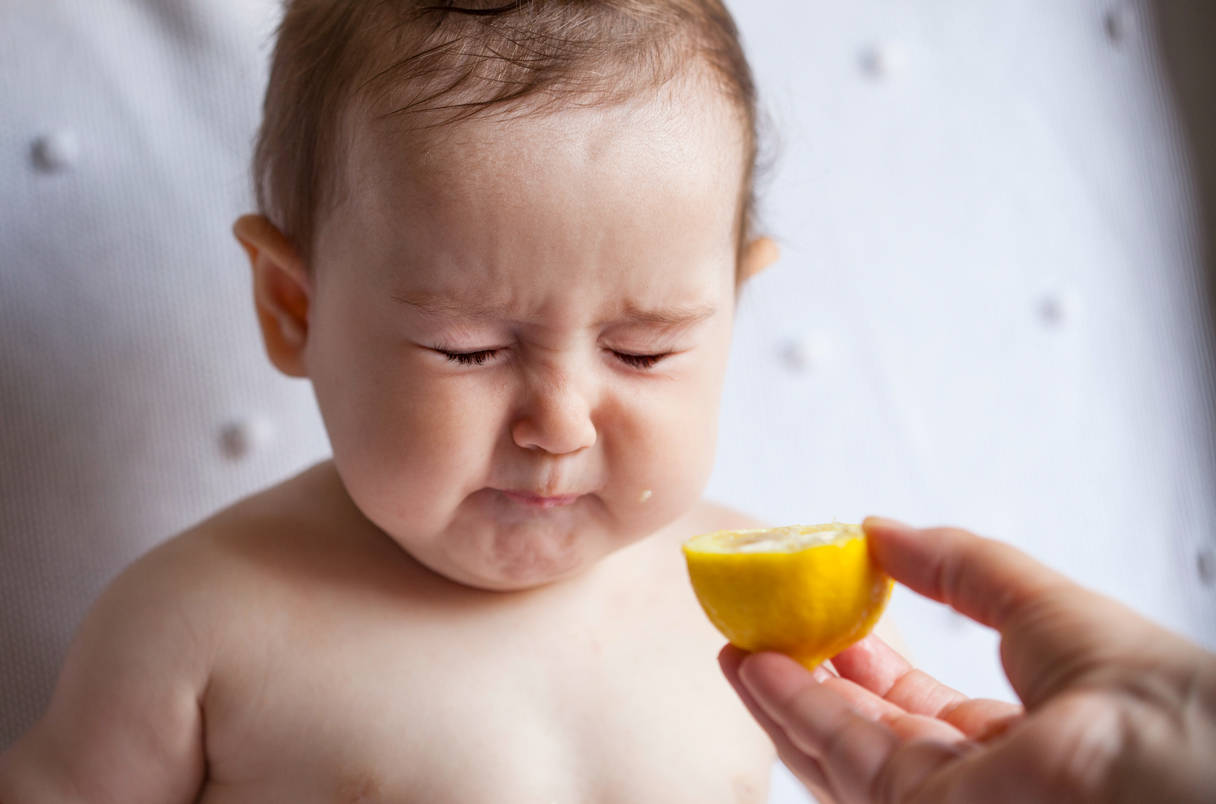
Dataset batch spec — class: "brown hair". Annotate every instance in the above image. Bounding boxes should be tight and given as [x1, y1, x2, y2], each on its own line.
[252, 0, 762, 267]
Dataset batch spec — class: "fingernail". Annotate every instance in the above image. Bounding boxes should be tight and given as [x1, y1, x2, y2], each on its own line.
[810, 665, 832, 683]
[863, 515, 912, 533]
[718, 644, 746, 672]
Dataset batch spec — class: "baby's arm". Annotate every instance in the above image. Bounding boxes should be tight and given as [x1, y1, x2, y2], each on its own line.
[0, 541, 210, 804]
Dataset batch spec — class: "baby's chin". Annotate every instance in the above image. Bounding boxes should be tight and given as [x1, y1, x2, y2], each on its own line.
[423, 547, 590, 593]
[374, 487, 683, 591]
[398, 513, 608, 592]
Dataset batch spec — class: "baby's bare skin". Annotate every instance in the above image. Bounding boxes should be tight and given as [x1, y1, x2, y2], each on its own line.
[1, 49, 804, 804]
[1, 462, 773, 803]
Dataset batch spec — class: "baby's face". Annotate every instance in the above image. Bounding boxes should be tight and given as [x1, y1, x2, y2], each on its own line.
[307, 81, 750, 590]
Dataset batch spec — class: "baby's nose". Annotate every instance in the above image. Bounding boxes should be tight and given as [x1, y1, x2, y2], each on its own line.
[510, 370, 597, 455]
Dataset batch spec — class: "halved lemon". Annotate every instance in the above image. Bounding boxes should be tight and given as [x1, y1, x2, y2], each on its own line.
[683, 523, 892, 670]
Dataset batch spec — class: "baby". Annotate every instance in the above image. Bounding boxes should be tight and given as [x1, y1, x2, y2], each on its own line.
[1, 1, 797, 801]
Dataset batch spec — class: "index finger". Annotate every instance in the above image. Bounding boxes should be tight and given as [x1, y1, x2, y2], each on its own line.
[862, 517, 1070, 631]
[861, 517, 1144, 706]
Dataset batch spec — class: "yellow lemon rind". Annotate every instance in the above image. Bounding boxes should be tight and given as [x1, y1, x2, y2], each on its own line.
[682, 523, 892, 670]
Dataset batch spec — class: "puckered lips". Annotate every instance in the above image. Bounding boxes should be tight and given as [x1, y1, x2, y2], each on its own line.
[499, 489, 584, 509]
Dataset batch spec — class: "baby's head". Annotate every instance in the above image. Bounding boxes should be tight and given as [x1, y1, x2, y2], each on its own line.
[235, 0, 778, 591]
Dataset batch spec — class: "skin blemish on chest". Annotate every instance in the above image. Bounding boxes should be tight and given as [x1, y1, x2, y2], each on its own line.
[732, 773, 762, 803]
[337, 769, 383, 802]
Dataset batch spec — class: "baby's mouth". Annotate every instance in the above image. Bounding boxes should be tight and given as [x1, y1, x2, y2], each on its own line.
[498, 490, 583, 509]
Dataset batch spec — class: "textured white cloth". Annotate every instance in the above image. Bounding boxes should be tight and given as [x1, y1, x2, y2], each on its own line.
[0, 0, 330, 747]
[1, 6, 1213, 804]
[718, 4, 1216, 799]
[714, 0, 1216, 712]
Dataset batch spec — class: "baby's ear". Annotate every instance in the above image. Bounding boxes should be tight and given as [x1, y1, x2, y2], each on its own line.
[233, 214, 311, 377]
[738, 236, 780, 283]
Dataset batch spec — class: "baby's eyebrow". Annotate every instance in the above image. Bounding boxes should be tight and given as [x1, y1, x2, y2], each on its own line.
[390, 292, 509, 320]
[391, 291, 716, 327]
[614, 302, 717, 328]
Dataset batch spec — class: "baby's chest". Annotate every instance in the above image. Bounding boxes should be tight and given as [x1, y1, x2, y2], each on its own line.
[201, 595, 771, 803]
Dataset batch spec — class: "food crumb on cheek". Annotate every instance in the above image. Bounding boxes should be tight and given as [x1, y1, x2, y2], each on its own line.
[638, 489, 653, 503]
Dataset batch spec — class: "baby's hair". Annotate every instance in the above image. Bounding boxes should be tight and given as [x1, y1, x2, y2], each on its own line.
[253, 0, 762, 267]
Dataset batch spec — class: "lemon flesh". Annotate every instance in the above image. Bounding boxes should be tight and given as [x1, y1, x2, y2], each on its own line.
[683, 523, 892, 670]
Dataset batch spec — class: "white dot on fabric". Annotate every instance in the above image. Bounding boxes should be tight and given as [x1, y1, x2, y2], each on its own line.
[780, 332, 833, 373]
[1105, 6, 1136, 43]
[1037, 289, 1082, 327]
[859, 43, 905, 79]
[219, 417, 274, 459]
[30, 131, 80, 173]
[1198, 548, 1216, 588]
[1038, 295, 1066, 326]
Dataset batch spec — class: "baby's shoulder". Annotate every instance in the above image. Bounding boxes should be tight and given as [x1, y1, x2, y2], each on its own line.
[169, 460, 387, 594]
[16, 484, 299, 746]
[87, 482, 303, 656]
[109, 462, 374, 640]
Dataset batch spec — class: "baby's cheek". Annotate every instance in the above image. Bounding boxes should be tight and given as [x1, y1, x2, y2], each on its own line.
[391, 379, 490, 471]
[337, 376, 489, 522]
[604, 388, 717, 514]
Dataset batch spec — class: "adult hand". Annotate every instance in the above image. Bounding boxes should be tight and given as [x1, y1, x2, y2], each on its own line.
[719, 517, 1216, 804]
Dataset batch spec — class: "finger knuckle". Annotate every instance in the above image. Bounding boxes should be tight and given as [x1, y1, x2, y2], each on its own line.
[819, 712, 872, 768]
[870, 740, 964, 804]
[1034, 701, 1125, 801]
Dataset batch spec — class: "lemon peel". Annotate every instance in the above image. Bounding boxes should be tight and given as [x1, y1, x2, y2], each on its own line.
[682, 523, 892, 670]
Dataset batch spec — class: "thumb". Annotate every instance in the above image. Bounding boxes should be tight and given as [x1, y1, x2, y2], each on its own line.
[861, 517, 1147, 708]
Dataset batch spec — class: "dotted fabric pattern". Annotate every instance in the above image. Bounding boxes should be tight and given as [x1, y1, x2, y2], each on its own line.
[716, 3, 1216, 800]
[713, 0, 1216, 725]
[1, 6, 1213, 804]
[0, 0, 331, 748]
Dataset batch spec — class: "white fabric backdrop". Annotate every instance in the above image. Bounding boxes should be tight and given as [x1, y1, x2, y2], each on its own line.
[0, 0, 331, 748]
[2, 2, 1213, 802]
[713, 4, 1216, 798]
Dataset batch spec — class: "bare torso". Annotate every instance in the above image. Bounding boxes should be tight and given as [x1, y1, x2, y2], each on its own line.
[186, 462, 772, 803]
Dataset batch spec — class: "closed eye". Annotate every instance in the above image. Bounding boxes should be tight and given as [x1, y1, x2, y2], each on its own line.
[612, 351, 670, 370]
[439, 348, 500, 366]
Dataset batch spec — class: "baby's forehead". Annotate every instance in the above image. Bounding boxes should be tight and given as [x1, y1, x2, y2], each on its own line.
[341, 77, 747, 206]
[254, 1, 761, 266]
[317, 87, 746, 279]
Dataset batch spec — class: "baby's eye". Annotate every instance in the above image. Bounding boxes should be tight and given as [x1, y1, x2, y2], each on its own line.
[612, 351, 670, 370]
[439, 348, 500, 366]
